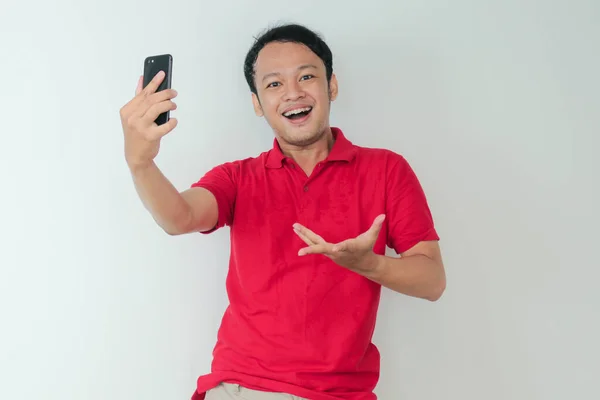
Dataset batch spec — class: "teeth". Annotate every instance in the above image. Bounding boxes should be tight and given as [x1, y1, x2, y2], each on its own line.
[283, 107, 312, 117]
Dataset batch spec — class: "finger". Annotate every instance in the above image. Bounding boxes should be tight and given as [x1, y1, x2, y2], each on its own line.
[150, 88, 178, 103]
[135, 75, 143, 95]
[293, 223, 325, 244]
[293, 228, 316, 246]
[298, 243, 333, 256]
[142, 100, 177, 123]
[136, 89, 178, 118]
[147, 118, 178, 141]
[142, 70, 165, 95]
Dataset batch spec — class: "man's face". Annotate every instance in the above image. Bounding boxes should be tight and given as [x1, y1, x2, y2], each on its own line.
[252, 42, 338, 147]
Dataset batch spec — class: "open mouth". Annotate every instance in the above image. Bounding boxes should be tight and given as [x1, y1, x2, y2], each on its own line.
[282, 106, 313, 121]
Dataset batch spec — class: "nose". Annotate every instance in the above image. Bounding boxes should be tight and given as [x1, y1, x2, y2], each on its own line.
[282, 80, 305, 102]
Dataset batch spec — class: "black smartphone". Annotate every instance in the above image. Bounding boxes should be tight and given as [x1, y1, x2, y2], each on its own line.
[143, 54, 173, 125]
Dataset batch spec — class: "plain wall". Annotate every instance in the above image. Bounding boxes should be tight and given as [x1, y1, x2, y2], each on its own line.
[1, 1, 598, 399]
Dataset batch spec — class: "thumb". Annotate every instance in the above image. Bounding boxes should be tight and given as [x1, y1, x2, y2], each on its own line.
[368, 214, 386, 236]
[135, 75, 143, 95]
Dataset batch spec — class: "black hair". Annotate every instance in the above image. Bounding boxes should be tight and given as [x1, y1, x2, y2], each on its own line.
[243, 23, 333, 95]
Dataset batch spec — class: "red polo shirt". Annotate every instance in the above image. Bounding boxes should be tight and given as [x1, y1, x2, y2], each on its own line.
[190, 128, 439, 400]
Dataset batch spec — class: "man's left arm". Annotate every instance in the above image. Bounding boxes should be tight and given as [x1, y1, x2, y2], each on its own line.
[293, 219, 446, 301]
[370, 154, 446, 301]
[362, 240, 446, 301]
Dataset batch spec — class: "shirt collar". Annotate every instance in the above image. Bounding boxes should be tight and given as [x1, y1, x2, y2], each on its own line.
[265, 127, 357, 169]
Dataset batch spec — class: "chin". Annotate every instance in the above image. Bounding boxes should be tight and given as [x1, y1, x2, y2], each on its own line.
[283, 129, 325, 146]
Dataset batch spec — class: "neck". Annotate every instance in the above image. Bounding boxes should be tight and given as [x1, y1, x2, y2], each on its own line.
[279, 128, 334, 175]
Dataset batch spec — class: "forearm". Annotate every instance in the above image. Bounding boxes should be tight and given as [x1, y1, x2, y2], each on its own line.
[364, 254, 446, 301]
[130, 162, 193, 234]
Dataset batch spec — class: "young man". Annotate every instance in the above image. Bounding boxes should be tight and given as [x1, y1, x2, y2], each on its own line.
[120, 24, 445, 400]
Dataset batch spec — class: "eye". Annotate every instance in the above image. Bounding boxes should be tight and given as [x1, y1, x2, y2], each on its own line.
[300, 75, 314, 81]
[266, 81, 281, 88]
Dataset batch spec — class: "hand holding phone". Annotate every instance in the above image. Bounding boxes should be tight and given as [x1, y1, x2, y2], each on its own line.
[119, 54, 177, 170]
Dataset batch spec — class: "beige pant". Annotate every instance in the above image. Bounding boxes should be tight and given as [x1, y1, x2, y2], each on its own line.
[205, 383, 307, 400]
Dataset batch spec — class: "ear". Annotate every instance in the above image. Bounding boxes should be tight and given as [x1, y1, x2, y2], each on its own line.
[252, 93, 264, 117]
[328, 73, 339, 101]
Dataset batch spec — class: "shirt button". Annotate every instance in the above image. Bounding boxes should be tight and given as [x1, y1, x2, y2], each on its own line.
[303, 185, 309, 192]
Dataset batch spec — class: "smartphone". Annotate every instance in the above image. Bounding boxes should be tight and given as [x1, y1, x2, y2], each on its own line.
[143, 54, 173, 125]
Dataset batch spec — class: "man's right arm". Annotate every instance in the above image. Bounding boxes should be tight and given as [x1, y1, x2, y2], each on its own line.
[120, 71, 220, 235]
[130, 162, 218, 235]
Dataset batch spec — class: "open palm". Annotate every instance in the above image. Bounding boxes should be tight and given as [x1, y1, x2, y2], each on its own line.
[292, 214, 385, 273]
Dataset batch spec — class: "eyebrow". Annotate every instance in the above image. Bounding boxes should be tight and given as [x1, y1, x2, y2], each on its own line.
[261, 64, 318, 82]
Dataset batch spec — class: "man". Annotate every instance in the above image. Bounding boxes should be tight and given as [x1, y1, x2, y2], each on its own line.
[119, 24, 445, 400]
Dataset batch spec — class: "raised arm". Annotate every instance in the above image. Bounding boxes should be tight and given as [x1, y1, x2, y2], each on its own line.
[119, 72, 218, 235]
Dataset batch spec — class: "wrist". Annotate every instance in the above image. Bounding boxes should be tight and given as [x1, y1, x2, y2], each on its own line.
[128, 160, 156, 175]
[363, 253, 386, 279]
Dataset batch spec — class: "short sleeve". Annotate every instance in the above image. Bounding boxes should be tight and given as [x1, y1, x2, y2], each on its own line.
[190, 161, 239, 234]
[386, 155, 439, 254]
